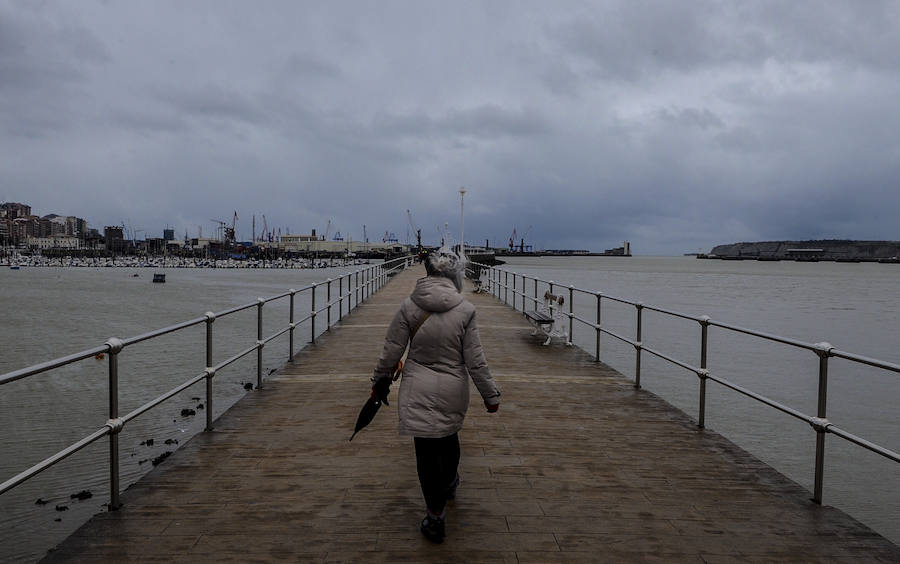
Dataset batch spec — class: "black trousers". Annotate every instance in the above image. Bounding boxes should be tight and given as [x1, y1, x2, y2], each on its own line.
[414, 433, 460, 514]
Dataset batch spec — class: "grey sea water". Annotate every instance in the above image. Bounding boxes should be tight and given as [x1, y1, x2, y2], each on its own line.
[499, 255, 899, 546]
[0, 257, 898, 561]
[0, 264, 364, 563]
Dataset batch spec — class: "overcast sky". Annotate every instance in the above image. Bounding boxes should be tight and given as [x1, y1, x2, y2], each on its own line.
[2, 1, 899, 254]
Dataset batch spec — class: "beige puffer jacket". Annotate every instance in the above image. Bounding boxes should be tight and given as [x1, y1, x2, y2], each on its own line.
[374, 276, 501, 438]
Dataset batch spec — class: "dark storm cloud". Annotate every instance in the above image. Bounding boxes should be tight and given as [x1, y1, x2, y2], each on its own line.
[2, 0, 899, 253]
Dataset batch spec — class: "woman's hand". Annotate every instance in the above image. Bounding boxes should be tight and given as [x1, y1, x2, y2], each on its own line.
[371, 376, 392, 405]
[484, 400, 499, 413]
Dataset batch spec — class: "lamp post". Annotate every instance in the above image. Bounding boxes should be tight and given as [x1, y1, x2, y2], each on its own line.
[459, 187, 466, 260]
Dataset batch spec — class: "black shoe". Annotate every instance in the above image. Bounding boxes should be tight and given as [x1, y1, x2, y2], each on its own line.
[420, 514, 446, 543]
[447, 473, 460, 500]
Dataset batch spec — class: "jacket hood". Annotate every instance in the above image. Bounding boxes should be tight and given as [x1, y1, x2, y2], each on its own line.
[410, 276, 464, 313]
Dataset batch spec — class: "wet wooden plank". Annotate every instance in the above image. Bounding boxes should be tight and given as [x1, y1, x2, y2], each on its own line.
[43, 266, 900, 563]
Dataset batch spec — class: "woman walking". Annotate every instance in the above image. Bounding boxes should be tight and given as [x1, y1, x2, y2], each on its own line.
[371, 250, 501, 543]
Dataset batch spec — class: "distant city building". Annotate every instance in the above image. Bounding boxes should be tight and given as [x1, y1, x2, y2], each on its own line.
[163, 228, 175, 241]
[12, 216, 40, 244]
[40, 215, 69, 237]
[104, 226, 125, 251]
[1, 202, 31, 219]
[2, 203, 36, 246]
[280, 233, 321, 247]
[278, 233, 408, 255]
[27, 236, 83, 250]
[83, 228, 103, 249]
[145, 237, 167, 254]
[189, 237, 216, 249]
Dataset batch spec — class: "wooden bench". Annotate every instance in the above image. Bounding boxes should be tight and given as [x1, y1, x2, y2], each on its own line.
[525, 291, 569, 345]
[524, 309, 554, 325]
[471, 271, 491, 294]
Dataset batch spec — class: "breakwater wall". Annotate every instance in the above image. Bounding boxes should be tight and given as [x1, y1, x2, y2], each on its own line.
[710, 240, 900, 260]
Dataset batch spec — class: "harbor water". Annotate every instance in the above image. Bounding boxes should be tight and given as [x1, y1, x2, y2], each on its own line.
[1, 257, 898, 561]
[0, 264, 365, 563]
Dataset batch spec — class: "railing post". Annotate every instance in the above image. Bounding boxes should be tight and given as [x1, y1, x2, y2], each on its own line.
[326, 278, 332, 330]
[257, 298, 264, 389]
[568, 285, 574, 345]
[813, 342, 833, 504]
[338, 277, 343, 321]
[634, 303, 643, 389]
[311, 283, 317, 343]
[205, 313, 215, 431]
[512, 272, 517, 311]
[289, 291, 297, 360]
[105, 337, 124, 511]
[595, 293, 602, 362]
[698, 315, 710, 428]
[355, 270, 360, 307]
[534, 278, 538, 309]
[521, 276, 526, 310]
[347, 273, 353, 312]
[504, 271, 508, 304]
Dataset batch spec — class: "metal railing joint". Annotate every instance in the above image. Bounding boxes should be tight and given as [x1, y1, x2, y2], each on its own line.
[809, 417, 831, 433]
[105, 417, 125, 435]
[105, 337, 124, 354]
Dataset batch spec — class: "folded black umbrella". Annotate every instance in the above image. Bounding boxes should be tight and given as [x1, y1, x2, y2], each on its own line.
[349, 395, 382, 442]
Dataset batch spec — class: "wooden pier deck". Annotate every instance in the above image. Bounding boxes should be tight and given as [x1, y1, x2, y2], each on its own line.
[44, 266, 900, 562]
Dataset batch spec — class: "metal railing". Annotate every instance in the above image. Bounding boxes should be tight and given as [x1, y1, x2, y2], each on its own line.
[0, 256, 413, 509]
[473, 262, 900, 504]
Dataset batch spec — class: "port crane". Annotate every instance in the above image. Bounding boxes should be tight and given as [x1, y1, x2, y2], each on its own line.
[210, 220, 226, 242]
[519, 225, 533, 253]
[508, 225, 532, 252]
